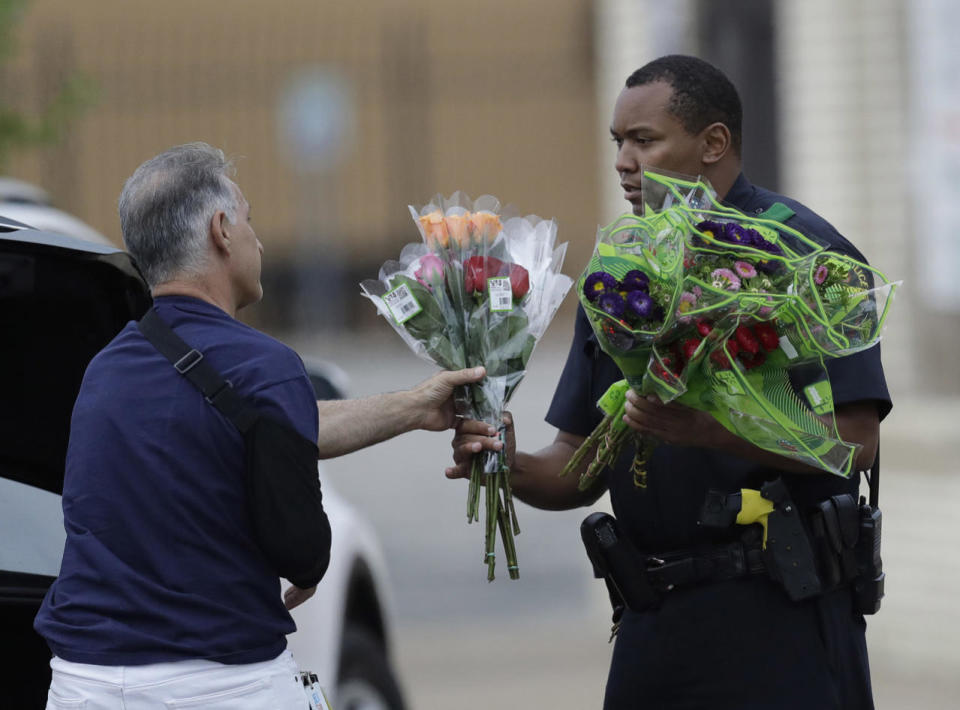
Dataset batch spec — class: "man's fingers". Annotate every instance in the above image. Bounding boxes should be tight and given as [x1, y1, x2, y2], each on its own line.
[438, 366, 486, 388]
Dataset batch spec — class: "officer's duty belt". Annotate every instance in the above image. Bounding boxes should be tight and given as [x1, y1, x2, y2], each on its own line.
[644, 540, 766, 592]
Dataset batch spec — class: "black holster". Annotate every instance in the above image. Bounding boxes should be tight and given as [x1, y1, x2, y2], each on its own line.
[580, 512, 659, 615]
[703, 478, 884, 614]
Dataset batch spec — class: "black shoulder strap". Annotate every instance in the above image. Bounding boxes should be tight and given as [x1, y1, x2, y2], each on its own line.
[137, 308, 258, 433]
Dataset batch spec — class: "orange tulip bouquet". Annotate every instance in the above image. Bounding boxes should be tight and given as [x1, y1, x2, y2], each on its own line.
[361, 192, 572, 580]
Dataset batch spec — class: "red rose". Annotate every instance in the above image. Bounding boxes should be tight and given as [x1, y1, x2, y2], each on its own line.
[464, 256, 508, 293]
[463, 256, 487, 293]
[710, 350, 732, 369]
[734, 325, 760, 355]
[509, 264, 530, 299]
[752, 322, 779, 351]
[724, 338, 741, 358]
[682, 338, 702, 361]
[658, 354, 682, 377]
[740, 350, 767, 370]
[485, 256, 506, 277]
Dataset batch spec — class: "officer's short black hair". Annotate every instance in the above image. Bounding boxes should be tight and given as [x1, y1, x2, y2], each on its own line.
[626, 55, 743, 155]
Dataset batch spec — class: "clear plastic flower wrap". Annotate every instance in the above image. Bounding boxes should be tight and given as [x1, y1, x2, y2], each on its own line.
[562, 169, 898, 490]
[361, 192, 572, 580]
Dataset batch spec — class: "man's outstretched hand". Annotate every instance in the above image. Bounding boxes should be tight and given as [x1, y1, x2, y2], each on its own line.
[412, 367, 486, 432]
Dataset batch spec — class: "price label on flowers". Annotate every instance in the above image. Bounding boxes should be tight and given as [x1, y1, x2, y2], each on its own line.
[383, 283, 422, 324]
[361, 191, 574, 581]
[488, 277, 513, 312]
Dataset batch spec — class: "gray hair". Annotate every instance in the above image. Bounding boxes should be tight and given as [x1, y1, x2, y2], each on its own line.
[118, 142, 239, 287]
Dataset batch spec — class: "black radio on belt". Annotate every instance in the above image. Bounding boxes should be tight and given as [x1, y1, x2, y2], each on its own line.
[853, 497, 884, 615]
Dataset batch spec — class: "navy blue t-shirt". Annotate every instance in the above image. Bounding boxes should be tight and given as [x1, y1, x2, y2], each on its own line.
[546, 175, 891, 709]
[35, 296, 320, 666]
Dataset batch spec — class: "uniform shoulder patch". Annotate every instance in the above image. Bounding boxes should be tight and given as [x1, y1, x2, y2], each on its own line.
[757, 202, 796, 224]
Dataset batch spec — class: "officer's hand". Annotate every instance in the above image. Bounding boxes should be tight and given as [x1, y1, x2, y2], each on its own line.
[623, 390, 722, 448]
[446, 411, 515, 479]
[283, 584, 316, 610]
[411, 367, 486, 432]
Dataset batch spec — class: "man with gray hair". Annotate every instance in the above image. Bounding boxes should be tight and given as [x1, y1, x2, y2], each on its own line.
[34, 142, 483, 707]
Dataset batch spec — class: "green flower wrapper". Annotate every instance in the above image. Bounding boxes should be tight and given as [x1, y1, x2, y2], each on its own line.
[562, 169, 898, 490]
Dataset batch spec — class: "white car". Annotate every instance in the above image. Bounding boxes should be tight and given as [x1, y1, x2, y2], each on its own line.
[0, 206, 407, 709]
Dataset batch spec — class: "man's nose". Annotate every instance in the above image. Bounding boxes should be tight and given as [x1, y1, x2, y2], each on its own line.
[615, 144, 636, 177]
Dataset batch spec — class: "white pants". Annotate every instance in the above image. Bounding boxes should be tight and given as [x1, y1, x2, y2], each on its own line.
[46, 649, 307, 709]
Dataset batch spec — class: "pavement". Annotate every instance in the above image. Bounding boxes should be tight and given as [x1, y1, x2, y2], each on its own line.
[291, 327, 960, 710]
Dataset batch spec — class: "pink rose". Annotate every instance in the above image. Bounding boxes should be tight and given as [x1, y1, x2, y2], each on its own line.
[414, 254, 445, 288]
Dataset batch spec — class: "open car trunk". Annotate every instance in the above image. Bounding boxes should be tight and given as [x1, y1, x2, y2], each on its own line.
[0, 216, 150, 706]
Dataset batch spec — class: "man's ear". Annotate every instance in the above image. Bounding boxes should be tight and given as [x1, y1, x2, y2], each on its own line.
[209, 210, 231, 255]
[701, 122, 732, 166]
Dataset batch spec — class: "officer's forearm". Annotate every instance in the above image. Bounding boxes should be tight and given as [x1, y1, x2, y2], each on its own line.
[510, 432, 607, 510]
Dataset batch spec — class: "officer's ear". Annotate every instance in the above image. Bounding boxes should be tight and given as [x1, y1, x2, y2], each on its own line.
[209, 210, 232, 256]
[701, 122, 732, 166]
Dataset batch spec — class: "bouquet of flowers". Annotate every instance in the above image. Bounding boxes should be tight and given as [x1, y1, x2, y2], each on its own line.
[563, 169, 897, 489]
[361, 193, 572, 579]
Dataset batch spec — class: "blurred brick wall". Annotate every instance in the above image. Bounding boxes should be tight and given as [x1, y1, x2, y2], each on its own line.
[3, 0, 599, 328]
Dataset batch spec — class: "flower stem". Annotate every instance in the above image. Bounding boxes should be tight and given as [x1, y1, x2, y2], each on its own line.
[631, 437, 655, 489]
[501, 461, 521, 536]
[467, 455, 482, 523]
[578, 423, 632, 490]
[559, 412, 614, 478]
[497, 484, 520, 580]
[485, 467, 499, 581]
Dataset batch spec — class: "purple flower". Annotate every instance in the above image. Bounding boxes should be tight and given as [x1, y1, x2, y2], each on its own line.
[755, 236, 783, 256]
[626, 290, 654, 319]
[584, 271, 618, 302]
[758, 259, 782, 275]
[722, 223, 745, 243]
[598, 292, 626, 318]
[741, 227, 764, 247]
[621, 270, 650, 292]
[696, 220, 722, 237]
[814, 264, 829, 285]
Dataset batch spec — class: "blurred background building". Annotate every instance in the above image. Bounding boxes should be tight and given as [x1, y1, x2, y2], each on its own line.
[2, 1, 958, 708]
[2, 0, 954, 396]
[2, 0, 953, 397]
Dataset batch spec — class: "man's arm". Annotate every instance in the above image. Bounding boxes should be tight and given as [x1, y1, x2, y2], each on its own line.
[316, 367, 485, 459]
[623, 390, 880, 473]
[447, 415, 607, 511]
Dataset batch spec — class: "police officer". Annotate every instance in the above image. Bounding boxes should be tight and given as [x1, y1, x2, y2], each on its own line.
[449, 56, 891, 709]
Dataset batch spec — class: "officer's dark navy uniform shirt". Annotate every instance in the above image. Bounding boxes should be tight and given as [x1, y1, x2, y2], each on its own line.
[547, 174, 891, 710]
[35, 295, 320, 666]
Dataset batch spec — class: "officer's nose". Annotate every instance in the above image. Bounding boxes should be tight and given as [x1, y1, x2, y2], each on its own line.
[615, 144, 637, 178]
